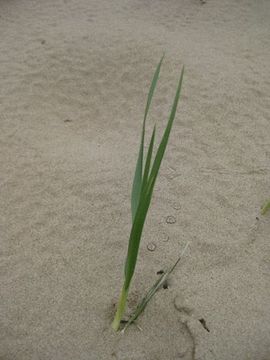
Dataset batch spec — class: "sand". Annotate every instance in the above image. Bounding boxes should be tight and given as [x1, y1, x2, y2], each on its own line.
[1, 0, 270, 359]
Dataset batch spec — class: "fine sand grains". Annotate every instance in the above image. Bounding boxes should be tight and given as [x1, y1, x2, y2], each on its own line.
[1, 1, 270, 359]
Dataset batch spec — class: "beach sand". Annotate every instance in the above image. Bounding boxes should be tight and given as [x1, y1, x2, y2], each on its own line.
[1, 0, 270, 359]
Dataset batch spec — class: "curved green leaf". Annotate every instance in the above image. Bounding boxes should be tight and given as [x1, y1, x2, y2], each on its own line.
[131, 56, 164, 221]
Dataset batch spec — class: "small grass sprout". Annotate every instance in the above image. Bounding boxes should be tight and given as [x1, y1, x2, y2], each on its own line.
[112, 56, 184, 331]
[121, 242, 189, 333]
[261, 200, 270, 215]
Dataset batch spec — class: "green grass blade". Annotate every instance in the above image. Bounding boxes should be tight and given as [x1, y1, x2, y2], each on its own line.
[141, 125, 156, 191]
[131, 56, 164, 221]
[144, 54, 164, 123]
[131, 135, 143, 222]
[124, 67, 184, 290]
[261, 200, 270, 215]
[147, 67, 184, 193]
[124, 185, 154, 288]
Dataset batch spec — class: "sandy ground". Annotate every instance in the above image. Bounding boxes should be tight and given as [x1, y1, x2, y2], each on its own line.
[1, 0, 270, 359]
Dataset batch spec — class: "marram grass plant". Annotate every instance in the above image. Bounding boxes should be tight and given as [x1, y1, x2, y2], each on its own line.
[112, 56, 184, 331]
